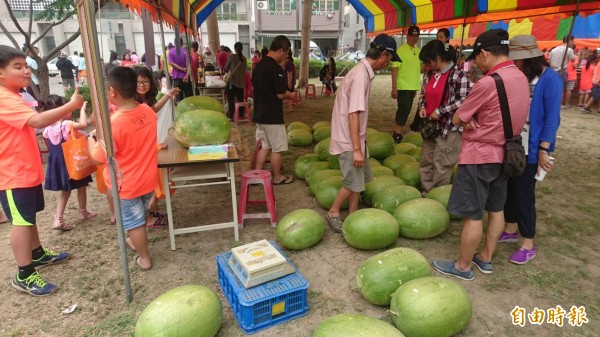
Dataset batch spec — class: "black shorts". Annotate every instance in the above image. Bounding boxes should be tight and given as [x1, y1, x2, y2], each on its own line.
[395, 90, 416, 126]
[447, 164, 507, 220]
[0, 185, 45, 226]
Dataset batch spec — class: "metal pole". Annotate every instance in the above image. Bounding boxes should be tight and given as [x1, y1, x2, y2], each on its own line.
[459, 0, 471, 55]
[559, 0, 580, 78]
[156, 1, 176, 121]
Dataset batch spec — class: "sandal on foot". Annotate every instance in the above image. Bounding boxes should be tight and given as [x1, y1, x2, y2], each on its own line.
[78, 209, 97, 221]
[147, 214, 168, 228]
[326, 214, 343, 233]
[52, 217, 74, 231]
[149, 211, 165, 218]
[273, 176, 295, 185]
[133, 254, 152, 271]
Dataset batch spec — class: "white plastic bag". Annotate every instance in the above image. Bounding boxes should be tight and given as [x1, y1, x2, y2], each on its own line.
[206, 76, 226, 88]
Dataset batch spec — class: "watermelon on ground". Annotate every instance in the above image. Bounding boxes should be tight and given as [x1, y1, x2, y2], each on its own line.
[356, 247, 432, 305]
[394, 143, 417, 154]
[276, 209, 325, 250]
[288, 129, 313, 147]
[304, 162, 331, 181]
[390, 277, 472, 337]
[313, 126, 331, 143]
[369, 158, 381, 167]
[312, 120, 331, 131]
[287, 121, 311, 133]
[406, 147, 422, 161]
[327, 154, 340, 169]
[135, 285, 222, 337]
[367, 128, 380, 136]
[372, 185, 422, 214]
[293, 154, 320, 180]
[394, 161, 420, 188]
[426, 185, 461, 220]
[174, 109, 231, 147]
[307, 170, 341, 194]
[313, 314, 406, 337]
[394, 198, 450, 239]
[314, 137, 331, 161]
[367, 132, 395, 160]
[401, 133, 423, 146]
[343, 208, 399, 250]
[314, 176, 347, 209]
[371, 166, 395, 177]
[175, 96, 224, 116]
[382, 154, 416, 173]
[363, 176, 405, 205]
[451, 164, 458, 183]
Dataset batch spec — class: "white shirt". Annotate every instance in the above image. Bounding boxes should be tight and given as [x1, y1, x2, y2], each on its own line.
[71, 54, 80, 67]
[548, 44, 575, 71]
[26, 56, 39, 85]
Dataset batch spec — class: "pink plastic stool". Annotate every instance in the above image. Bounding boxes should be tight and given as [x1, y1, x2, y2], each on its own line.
[305, 84, 317, 98]
[292, 90, 302, 106]
[233, 102, 251, 125]
[238, 170, 277, 228]
[320, 85, 331, 96]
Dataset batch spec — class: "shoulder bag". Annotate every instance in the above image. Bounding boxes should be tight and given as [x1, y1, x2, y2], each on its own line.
[223, 60, 241, 84]
[491, 73, 526, 177]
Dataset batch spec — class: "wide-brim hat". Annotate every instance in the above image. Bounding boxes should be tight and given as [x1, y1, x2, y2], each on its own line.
[465, 28, 510, 61]
[509, 35, 543, 60]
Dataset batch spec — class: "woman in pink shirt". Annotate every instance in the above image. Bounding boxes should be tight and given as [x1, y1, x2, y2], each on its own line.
[579, 53, 598, 112]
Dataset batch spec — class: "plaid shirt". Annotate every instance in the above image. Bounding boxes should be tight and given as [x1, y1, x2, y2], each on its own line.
[417, 65, 471, 138]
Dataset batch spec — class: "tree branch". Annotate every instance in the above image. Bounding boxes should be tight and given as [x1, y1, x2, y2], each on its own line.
[3, 0, 28, 39]
[31, 10, 77, 47]
[0, 20, 20, 49]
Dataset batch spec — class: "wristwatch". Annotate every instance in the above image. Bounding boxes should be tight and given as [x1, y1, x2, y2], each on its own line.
[538, 145, 549, 152]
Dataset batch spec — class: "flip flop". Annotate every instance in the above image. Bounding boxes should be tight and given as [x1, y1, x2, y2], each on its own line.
[325, 214, 343, 233]
[133, 254, 152, 271]
[147, 214, 168, 228]
[273, 176, 295, 185]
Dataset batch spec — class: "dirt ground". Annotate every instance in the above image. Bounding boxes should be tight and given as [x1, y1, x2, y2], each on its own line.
[1, 76, 599, 337]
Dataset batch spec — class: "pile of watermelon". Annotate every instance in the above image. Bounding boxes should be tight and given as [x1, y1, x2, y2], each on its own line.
[173, 96, 230, 148]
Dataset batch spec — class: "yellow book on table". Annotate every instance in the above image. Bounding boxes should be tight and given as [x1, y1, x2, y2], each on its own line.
[187, 145, 229, 161]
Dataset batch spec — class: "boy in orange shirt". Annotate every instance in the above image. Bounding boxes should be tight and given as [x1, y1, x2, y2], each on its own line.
[0, 45, 84, 296]
[88, 66, 158, 271]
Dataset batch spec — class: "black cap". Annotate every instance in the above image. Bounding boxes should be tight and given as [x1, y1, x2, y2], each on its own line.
[407, 25, 420, 36]
[465, 28, 510, 61]
[371, 34, 401, 62]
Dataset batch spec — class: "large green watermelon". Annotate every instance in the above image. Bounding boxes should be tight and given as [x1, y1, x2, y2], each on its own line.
[304, 162, 331, 181]
[369, 158, 381, 167]
[288, 129, 313, 147]
[287, 121, 311, 133]
[401, 133, 423, 146]
[394, 143, 417, 154]
[313, 314, 406, 337]
[356, 247, 432, 305]
[390, 277, 472, 337]
[327, 154, 340, 169]
[366, 128, 380, 136]
[314, 176, 347, 209]
[394, 198, 450, 239]
[406, 147, 422, 161]
[314, 138, 331, 161]
[394, 161, 421, 188]
[427, 184, 461, 220]
[174, 110, 231, 147]
[371, 166, 395, 177]
[293, 154, 320, 180]
[382, 154, 417, 173]
[313, 126, 331, 143]
[451, 164, 458, 183]
[312, 120, 331, 131]
[307, 170, 341, 194]
[276, 209, 325, 250]
[363, 176, 405, 205]
[367, 132, 395, 160]
[135, 285, 222, 337]
[343, 208, 399, 250]
[372, 185, 422, 214]
[175, 96, 224, 116]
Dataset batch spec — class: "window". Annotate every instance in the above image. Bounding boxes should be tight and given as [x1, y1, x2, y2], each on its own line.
[314, 0, 339, 12]
[7, 0, 54, 11]
[217, 2, 237, 21]
[268, 0, 296, 11]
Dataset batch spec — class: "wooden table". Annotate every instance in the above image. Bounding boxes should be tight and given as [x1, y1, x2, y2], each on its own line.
[158, 136, 239, 250]
[197, 85, 227, 106]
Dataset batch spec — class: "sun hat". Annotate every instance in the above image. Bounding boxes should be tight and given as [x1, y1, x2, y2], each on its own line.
[465, 29, 510, 61]
[509, 35, 543, 60]
[371, 34, 401, 62]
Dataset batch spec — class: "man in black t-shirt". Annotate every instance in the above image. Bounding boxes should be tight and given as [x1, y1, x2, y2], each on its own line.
[252, 35, 295, 185]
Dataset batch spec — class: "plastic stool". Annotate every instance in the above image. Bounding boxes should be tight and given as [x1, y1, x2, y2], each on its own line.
[305, 84, 317, 98]
[233, 102, 251, 125]
[292, 90, 302, 106]
[320, 85, 331, 96]
[238, 170, 277, 228]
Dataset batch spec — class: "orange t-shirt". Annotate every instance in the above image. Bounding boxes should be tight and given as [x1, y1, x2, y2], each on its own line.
[92, 103, 158, 199]
[580, 64, 595, 91]
[0, 86, 44, 190]
[567, 57, 578, 81]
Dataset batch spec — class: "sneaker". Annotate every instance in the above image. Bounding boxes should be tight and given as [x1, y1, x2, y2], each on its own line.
[12, 272, 57, 296]
[32, 249, 71, 269]
[432, 260, 474, 281]
[509, 246, 536, 265]
[580, 106, 592, 113]
[498, 231, 519, 243]
[472, 254, 493, 274]
[392, 132, 403, 144]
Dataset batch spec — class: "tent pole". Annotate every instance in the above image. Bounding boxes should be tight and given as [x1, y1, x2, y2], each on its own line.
[156, 1, 176, 121]
[459, 0, 471, 55]
[559, 0, 580, 79]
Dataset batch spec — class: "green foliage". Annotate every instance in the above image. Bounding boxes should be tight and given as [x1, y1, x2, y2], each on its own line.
[65, 86, 92, 120]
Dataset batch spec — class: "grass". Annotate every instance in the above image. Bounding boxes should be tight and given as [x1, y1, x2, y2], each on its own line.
[80, 312, 136, 337]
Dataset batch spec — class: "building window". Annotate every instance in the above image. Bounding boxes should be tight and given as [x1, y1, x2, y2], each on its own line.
[314, 0, 339, 11]
[7, 0, 54, 10]
[268, 0, 297, 11]
[217, 2, 237, 21]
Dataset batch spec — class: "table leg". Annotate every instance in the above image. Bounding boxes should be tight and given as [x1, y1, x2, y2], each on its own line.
[163, 167, 177, 250]
[228, 163, 239, 241]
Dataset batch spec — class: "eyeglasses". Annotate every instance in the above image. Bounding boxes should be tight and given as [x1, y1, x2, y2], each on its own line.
[137, 81, 150, 86]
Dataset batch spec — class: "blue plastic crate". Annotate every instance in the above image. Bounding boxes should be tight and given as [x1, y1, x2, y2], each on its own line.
[216, 242, 309, 334]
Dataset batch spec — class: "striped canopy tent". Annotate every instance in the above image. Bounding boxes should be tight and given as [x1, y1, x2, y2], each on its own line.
[117, 0, 225, 33]
[347, 0, 600, 37]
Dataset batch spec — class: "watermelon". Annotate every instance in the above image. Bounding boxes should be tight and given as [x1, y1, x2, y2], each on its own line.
[390, 277, 472, 337]
[312, 120, 331, 131]
[401, 133, 423, 146]
[451, 164, 458, 183]
[304, 162, 331, 181]
[314, 176, 347, 209]
[367, 132, 395, 160]
[293, 154, 320, 180]
[369, 158, 381, 167]
[287, 121, 311, 133]
[314, 138, 331, 161]
[394, 198, 450, 239]
[175, 96, 224, 115]
[366, 128, 380, 136]
[288, 129, 313, 147]
[356, 247, 432, 305]
[371, 166, 395, 177]
[343, 208, 399, 250]
[426, 185, 461, 220]
[394, 143, 417, 154]
[382, 154, 417, 173]
[276, 209, 325, 250]
[313, 126, 331, 143]
[174, 110, 231, 147]
[363, 176, 405, 205]
[372, 185, 422, 214]
[406, 147, 422, 161]
[135, 285, 222, 337]
[394, 161, 420, 188]
[307, 170, 341, 194]
[327, 154, 340, 169]
[313, 314, 406, 337]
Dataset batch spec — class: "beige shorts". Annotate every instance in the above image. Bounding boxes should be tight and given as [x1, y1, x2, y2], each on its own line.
[338, 151, 372, 192]
[256, 124, 288, 153]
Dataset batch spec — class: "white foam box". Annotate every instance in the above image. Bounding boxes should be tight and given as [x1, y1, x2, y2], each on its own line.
[228, 240, 295, 288]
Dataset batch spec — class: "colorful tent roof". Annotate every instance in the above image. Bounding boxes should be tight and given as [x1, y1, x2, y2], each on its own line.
[347, 0, 600, 34]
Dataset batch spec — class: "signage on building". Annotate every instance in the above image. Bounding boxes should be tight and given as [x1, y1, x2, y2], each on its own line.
[257, 1, 267, 10]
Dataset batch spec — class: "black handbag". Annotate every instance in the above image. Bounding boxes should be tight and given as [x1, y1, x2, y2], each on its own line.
[417, 72, 450, 139]
[491, 73, 526, 177]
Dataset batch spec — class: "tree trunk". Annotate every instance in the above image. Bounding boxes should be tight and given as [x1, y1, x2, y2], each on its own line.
[297, 0, 313, 88]
[206, 11, 220, 54]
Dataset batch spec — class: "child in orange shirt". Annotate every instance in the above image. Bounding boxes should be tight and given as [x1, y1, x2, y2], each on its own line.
[88, 66, 158, 271]
[0, 45, 84, 296]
